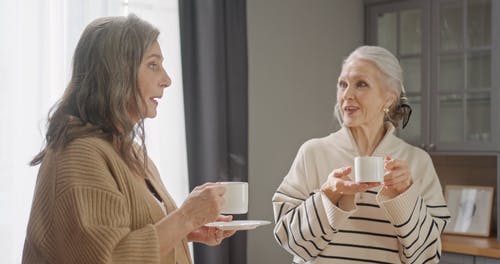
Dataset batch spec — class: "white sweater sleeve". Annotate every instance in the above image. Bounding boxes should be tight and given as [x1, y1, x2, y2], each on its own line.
[377, 153, 450, 263]
[272, 143, 356, 262]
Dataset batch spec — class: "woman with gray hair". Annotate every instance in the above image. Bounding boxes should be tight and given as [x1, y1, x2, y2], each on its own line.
[23, 14, 235, 264]
[273, 46, 450, 263]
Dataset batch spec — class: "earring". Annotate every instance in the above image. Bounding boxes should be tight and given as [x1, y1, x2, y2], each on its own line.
[383, 108, 389, 114]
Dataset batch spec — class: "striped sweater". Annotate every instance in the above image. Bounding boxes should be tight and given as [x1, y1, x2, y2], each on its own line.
[272, 124, 450, 264]
[23, 137, 191, 264]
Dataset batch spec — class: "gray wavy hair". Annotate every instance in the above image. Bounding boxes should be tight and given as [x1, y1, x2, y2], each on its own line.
[31, 14, 159, 177]
[334, 45, 412, 128]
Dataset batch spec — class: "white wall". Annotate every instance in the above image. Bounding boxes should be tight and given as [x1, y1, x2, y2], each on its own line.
[247, 1, 364, 263]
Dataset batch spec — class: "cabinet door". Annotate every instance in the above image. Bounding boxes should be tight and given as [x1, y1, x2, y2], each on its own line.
[431, 0, 497, 152]
[476, 256, 500, 264]
[440, 253, 475, 264]
[366, 0, 430, 147]
[366, 0, 499, 152]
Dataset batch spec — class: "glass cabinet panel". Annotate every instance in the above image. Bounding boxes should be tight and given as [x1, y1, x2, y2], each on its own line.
[467, 51, 491, 89]
[367, 0, 496, 152]
[400, 57, 421, 93]
[440, 1, 463, 51]
[439, 54, 464, 91]
[377, 12, 397, 55]
[466, 92, 491, 142]
[400, 9, 421, 54]
[467, 0, 491, 48]
[439, 94, 464, 142]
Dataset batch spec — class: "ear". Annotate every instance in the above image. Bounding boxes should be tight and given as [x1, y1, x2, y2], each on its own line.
[384, 91, 397, 109]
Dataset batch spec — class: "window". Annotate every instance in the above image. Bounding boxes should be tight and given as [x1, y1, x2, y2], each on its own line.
[0, 1, 187, 262]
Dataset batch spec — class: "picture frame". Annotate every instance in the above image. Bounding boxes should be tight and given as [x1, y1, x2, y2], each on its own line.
[443, 185, 494, 237]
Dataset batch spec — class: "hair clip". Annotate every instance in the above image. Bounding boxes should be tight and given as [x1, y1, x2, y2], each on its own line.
[401, 103, 412, 129]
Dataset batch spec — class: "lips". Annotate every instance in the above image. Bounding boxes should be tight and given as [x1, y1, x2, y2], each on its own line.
[343, 105, 359, 115]
[150, 96, 162, 106]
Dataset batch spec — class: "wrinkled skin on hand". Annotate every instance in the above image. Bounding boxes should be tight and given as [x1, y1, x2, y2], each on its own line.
[321, 166, 380, 203]
[187, 215, 236, 245]
[180, 183, 226, 229]
[381, 156, 412, 198]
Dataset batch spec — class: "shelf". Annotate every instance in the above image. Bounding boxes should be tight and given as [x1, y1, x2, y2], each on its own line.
[442, 234, 500, 259]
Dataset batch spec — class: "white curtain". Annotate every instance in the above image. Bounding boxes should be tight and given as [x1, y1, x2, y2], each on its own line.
[0, 1, 188, 263]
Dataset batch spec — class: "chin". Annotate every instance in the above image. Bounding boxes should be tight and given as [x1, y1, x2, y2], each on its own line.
[343, 120, 361, 128]
[342, 117, 355, 126]
[145, 107, 158, 118]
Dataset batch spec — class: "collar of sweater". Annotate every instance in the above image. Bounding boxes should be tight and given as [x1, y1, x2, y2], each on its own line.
[329, 122, 401, 157]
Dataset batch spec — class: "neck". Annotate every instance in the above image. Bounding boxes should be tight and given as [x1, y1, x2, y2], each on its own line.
[349, 123, 386, 156]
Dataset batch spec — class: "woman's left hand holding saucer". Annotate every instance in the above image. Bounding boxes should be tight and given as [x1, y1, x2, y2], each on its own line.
[321, 166, 380, 204]
[187, 215, 237, 245]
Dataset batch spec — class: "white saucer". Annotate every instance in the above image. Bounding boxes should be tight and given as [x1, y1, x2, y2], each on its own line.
[205, 220, 271, 231]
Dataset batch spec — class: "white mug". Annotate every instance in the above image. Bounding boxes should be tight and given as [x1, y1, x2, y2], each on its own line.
[354, 156, 385, 183]
[219, 182, 248, 214]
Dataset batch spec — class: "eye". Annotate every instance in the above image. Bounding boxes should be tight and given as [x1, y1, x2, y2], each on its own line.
[148, 63, 159, 71]
[357, 81, 368, 88]
[338, 80, 348, 89]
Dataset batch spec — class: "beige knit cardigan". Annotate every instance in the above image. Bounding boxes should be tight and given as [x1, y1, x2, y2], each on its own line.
[23, 136, 191, 264]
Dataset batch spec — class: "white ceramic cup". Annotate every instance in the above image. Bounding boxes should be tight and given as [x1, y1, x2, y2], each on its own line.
[354, 156, 385, 183]
[219, 182, 248, 214]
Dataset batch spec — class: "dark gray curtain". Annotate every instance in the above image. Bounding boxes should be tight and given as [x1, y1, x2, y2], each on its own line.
[179, 0, 248, 263]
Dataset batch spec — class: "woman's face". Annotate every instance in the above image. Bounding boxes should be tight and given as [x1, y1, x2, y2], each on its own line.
[336, 58, 395, 129]
[136, 41, 171, 120]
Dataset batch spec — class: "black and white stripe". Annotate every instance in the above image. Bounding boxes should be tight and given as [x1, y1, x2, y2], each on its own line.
[273, 191, 345, 262]
[272, 129, 451, 263]
[389, 196, 450, 264]
[274, 185, 450, 264]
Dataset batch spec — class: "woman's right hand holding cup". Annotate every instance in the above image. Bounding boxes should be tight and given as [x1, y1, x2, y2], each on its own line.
[154, 183, 227, 257]
[179, 183, 226, 229]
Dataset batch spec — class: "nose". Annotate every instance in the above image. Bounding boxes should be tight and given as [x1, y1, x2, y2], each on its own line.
[341, 85, 355, 100]
[160, 69, 171, 88]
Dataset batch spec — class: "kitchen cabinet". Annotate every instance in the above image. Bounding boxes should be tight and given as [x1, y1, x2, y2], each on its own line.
[440, 229, 500, 261]
[476, 257, 500, 264]
[441, 253, 500, 263]
[365, 0, 500, 153]
[366, 0, 500, 250]
[441, 253, 474, 264]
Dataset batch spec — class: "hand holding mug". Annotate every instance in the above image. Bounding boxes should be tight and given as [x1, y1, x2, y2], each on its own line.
[382, 156, 412, 198]
[180, 183, 226, 229]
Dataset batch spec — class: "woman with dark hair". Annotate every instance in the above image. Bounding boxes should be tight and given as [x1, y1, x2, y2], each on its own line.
[23, 14, 234, 264]
[272, 46, 450, 263]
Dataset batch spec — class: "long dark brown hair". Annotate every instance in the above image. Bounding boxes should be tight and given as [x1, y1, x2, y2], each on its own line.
[31, 14, 159, 177]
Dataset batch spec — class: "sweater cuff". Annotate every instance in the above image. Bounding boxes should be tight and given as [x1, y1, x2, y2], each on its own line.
[376, 183, 420, 226]
[320, 192, 356, 230]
